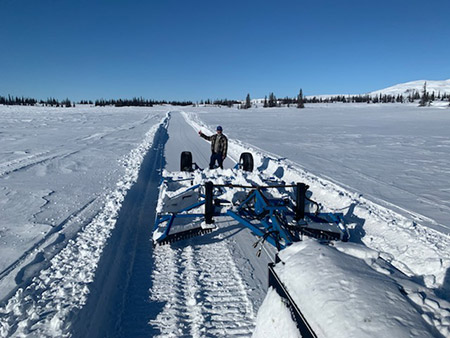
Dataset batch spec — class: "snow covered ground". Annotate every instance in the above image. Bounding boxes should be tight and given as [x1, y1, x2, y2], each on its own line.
[0, 104, 449, 337]
[0, 105, 167, 335]
[189, 103, 450, 235]
[256, 239, 450, 337]
[185, 103, 450, 285]
[183, 109, 450, 336]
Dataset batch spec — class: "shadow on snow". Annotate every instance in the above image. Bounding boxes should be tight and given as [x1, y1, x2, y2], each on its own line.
[71, 123, 168, 338]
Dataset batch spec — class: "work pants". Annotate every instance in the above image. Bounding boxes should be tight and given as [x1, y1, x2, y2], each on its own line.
[209, 153, 224, 169]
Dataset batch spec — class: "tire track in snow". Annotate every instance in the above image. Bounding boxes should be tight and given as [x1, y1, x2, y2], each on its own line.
[150, 237, 255, 337]
[0, 151, 79, 178]
[0, 197, 99, 302]
[0, 113, 160, 178]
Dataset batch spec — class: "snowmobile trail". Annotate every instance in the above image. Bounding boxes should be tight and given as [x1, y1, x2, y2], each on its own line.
[72, 111, 272, 337]
[0, 111, 288, 337]
[149, 112, 275, 336]
[71, 122, 169, 338]
[150, 229, 256, 337]
[0, 114, 167, 338]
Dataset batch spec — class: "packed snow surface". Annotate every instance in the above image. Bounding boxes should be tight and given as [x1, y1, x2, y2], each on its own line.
[0, 105, 449, 336]
[182, 109, 450, 336]
[188, 104, 450, 235]
[252, 287, 301, 338]
[272, 239, 448, 337]
[0, 105, 167, 336]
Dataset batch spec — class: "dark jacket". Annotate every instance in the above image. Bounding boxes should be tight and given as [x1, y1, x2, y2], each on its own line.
[200, 132, 228, 157]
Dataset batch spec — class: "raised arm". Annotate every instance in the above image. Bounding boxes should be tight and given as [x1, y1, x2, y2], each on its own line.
[199, 131, 213, 141]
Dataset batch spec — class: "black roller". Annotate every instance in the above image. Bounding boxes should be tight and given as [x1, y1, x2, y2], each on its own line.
[295, 183, 307, 221]
[239, 152, 254, 172]
[180, 151, 193, 171]
[205, 181, 214, 224]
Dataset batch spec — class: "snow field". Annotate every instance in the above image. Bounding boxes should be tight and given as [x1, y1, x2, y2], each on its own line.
[1, 104, 449, 336]
[182, 110, 450, 336]
[181, 110, 450, 291]
[0, 111, 169, 337]
[0, 106, 167, 299]
[187, 104, 450, 234]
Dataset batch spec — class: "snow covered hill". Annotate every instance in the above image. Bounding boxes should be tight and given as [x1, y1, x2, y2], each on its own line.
[253, 79, 450, 102]
[368, 79, 450, 96]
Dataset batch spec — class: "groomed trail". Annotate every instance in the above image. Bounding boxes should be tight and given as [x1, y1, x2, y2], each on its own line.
[0, 111, 273, 337]
[72, 111, 274, 337]
[148, 112, 275, 336]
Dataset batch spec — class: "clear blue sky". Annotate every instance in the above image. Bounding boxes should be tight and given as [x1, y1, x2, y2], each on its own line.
[1, 0, 450, 101]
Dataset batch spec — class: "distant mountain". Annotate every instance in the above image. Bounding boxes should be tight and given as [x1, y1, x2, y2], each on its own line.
[252, 79, 450, 103]
[367, 79, 450, 96]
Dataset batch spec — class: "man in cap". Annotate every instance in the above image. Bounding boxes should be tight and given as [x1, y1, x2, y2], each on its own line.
[199, 126, 228, 169]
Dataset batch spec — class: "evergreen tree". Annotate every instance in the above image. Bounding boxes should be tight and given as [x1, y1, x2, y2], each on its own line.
[263, 95, 268, 108]
[419, 82, 429, 106]
[244, 93, 251, 109]
[61, 98, 72, 107]
[297, 89, 304, 108]
[268, 93, 277, 107]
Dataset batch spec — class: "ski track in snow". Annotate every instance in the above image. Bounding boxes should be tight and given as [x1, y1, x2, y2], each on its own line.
[150, 236, 255, 337]
[0, 114, 169, 338]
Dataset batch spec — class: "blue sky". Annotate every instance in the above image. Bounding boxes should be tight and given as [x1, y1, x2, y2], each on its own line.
[1, 0, 450, 101]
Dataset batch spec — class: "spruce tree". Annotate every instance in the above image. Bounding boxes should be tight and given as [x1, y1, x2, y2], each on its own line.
[419, 82, 429, 106]
[297, 89, 304, 108]
[244, 93, 251, 109]
[268, 93, 277, 107]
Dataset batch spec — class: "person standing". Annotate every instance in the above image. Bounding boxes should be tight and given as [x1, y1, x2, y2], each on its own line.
[199, 126, 228, 169]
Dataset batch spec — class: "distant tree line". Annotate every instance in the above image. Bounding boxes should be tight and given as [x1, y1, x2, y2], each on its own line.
[94, 97, 193, 107]
[196, 86, 449, 110]
[0, 95, 193, 108]
[79, 100, 94, 105]
[0, 95, 74, 107]
[255, 85, 450, 108]
[0, 95, 37, 106]
[38, 98, 73, 107]
[303, 92, 450, 104]
[2, 83, 450, 109]
[259, 89, 305, 108]
[196, 99, 241, 107]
